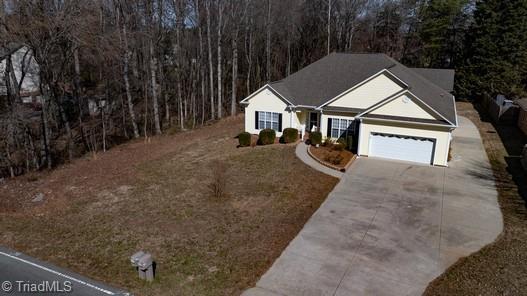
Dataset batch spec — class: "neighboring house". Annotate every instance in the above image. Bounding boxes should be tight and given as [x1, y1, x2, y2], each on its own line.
[0, 43, 41, 104]
[483, 94, 519, 125]
[88, 96, 111, 116]
[516, 98, 527, 135]
[240, 53, 457, 166]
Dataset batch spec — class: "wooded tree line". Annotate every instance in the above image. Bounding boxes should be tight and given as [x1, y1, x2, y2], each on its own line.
[0, 0, 526, 177]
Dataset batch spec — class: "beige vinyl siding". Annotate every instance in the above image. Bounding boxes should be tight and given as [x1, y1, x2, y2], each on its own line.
[369, 93, 439, 120]
[327, 73, 404, 109]
[294, 110, 307, 132]
[358, 119, 452, 166]
[244, 86, 296, 136]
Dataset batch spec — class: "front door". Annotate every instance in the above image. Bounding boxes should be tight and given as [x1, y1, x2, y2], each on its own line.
[308, 112, 319, 131]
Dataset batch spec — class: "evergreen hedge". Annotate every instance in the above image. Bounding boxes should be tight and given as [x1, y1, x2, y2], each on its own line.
[258, 129, 276, 145]
[309, 131, 322, 145]
[281, 128, 299, 143]
[238, 132, 251, 147]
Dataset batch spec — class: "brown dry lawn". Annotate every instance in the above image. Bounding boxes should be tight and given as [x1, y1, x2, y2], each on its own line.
[0, 115, 338, 295]
[425, 102, 527, 295]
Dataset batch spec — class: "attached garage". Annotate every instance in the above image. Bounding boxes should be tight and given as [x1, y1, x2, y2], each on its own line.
[358, 120, 451, 166]
[368, 133, 435, 165]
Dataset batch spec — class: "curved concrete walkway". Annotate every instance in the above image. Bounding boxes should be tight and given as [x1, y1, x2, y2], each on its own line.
[243, 116, 503, 296]
[295, 142, 344, 179]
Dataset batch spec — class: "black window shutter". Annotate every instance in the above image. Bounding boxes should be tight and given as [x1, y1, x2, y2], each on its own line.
[278, 114, 283, 132]
[327, 118, 332, 138]
[255, 111, 259, 129]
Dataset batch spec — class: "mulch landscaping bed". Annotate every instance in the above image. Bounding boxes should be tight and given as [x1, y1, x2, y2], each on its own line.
[308, 145, 355, 170]
[424, 101, 527, 296]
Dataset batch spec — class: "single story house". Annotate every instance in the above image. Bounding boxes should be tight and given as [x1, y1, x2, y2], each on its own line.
[240, 53, 457, 166]
[517, 98, 527, 136]
[0, 43, 41, 104]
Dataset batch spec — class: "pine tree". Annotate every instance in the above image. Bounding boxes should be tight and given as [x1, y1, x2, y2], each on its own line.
[418, 0, 471, 68]
[458, 0, 527, 99]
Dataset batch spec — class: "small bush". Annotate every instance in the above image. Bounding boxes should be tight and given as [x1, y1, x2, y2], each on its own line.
[209, 160, 227, 199]
[281, 128, 299, 143]
[258, 129, 276, 145]
[238, 132, 251, 147]
[324, 153, 344, 165]
[331, 138, 347, 151]
[309, 131, 322, 145]
[337, 138, 347, 149]
[333, 143, 345, 151]
[322, 138, 335, 147]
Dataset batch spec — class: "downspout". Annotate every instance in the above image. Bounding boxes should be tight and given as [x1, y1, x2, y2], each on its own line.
[443, 130, 453, 167]
[289, 106, 294, 128]
[319, 109, 324, 135]
[357, 118, 363, 156]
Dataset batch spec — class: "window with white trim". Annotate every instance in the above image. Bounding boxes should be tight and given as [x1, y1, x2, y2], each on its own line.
[258, 111, 279, 130]
[331, 118, 353, 138]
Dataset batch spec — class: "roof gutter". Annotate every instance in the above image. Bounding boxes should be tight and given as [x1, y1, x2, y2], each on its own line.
[360, 116, 456, 129]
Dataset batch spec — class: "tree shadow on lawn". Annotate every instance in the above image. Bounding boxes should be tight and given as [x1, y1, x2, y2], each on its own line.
[473, 103, 527, 204]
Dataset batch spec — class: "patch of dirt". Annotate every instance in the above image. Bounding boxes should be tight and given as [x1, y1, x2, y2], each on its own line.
[0, 114, 338, 296]
[424, 102, 527, 296]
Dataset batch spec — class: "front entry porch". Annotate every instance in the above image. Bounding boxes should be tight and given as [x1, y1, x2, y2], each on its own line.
[293, 109, 359, 152]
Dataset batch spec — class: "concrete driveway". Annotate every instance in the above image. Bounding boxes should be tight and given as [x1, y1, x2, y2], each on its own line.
[243, 116, 503, 296]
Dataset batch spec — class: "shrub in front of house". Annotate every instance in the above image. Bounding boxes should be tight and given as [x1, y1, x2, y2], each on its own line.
[258, 129, 276, 145]
[309, 131, 322, 145]
[333, 138, 347, 151]
[324, 153, 344, 165]
[238, 132, 251, 147]
[281, 128, 299, 143]
[322, 138, 335, 147]
[333, 143, 344, 151]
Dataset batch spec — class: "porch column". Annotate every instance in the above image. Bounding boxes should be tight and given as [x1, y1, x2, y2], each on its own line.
[357, 118, 363, 156]
[289, 106, 294, 128]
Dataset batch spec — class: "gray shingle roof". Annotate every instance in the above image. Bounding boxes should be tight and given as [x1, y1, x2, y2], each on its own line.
[267, 52, 456, 126]
[410, 68, 455, 92]
[387, 62, 457, 125]
[516, 98, 527, 110]
[270, 53, 397, 107]
[0, 43, 23, 61]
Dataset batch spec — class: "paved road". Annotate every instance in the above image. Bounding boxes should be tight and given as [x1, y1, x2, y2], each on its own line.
[243, 116, 503, 296]
[0, 247, 128, 296]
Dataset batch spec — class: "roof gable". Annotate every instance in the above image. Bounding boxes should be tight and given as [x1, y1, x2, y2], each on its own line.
[325, 71, 405, 109]
[388, 63, 456, 125]
[239, 84, 293, 106]
[273, 53, 395, 106]
[368, 93, 441, 121]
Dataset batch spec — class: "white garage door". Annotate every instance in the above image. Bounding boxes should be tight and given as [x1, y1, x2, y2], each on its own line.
[368, 133, 435, 164]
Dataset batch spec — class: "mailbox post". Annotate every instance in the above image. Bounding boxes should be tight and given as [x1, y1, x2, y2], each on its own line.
[130, 251, 155, 281]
